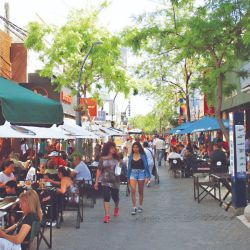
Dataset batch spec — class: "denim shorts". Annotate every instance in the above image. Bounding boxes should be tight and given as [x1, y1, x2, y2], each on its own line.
[130, 169, 146, 181]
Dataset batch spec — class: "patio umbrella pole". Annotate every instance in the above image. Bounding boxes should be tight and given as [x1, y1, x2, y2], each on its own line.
[35, 139, 38, 182]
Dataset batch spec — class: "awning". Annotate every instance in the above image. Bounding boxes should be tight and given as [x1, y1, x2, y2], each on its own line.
[61, 118, 98, 139]
[0, 122, 65, 139]
[168, 122, 193, 134]
[128, 128, 142, 134]
[182, 117, 229, 134]
[0, 77, 63, 126]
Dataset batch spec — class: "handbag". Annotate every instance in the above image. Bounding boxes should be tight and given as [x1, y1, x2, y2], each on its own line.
[115, 163, 122, 176]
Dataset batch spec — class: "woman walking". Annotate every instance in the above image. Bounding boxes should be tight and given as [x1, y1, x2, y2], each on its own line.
[128, 142, 151, 215]
[94, 142, 121, 223]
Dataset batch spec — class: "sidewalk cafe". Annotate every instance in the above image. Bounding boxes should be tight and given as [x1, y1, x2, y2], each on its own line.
[0, 77, 127, 249]
[166, 115, 249, 215]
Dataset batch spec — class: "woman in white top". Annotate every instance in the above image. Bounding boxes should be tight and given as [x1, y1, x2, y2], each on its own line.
[167, 146, 182, 161]
[0, 160, 15, 188]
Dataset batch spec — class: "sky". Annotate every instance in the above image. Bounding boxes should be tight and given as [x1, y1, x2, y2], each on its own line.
[0, 0, 170, 116]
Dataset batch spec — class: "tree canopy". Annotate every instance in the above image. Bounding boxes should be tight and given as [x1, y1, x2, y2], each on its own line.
[25, 6, 133, 105]
[122, 0, 250, 140]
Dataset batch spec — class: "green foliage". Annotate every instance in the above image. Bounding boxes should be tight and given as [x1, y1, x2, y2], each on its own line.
[123, 0, 250, 138]
[25, 6, 133, 100]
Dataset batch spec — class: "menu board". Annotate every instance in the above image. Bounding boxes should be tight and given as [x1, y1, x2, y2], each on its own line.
[229, 113, 235, 176]
[229, 126, 235, 176]
[235, 125, 246, 178]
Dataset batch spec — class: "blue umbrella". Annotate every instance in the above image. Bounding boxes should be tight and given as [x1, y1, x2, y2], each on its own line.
[183, 116, 229, 134]
[168, 122, 193, 134]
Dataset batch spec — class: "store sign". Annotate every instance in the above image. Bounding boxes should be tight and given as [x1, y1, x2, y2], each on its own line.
[80, 98, 97, 117]
[235, 125, 246, 178]
[240, 62, 250, 92]
[60, 92, 72, 104]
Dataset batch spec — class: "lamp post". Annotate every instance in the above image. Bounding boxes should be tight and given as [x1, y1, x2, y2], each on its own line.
[75, 41, 102, 152]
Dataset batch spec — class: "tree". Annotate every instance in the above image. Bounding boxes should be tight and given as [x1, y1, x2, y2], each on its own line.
[123, 0, 250, 141]
[129, 90, 178, 134]
[25, 6, 133, 119]
[122, 0, 198, 124]
[180, 0, 250, 141]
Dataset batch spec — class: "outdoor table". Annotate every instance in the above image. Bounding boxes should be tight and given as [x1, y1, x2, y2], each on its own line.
[210, 173, 232, 211]
[0, 197, 19, 211]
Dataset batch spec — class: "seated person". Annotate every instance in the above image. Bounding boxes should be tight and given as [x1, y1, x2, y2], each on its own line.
[209, 143, 227, 166]
[25, 161, 36, 181]
[46, 167, 72, 194]
[5, 180, 18, 197]
[71, 155, 92, 183]
[4, 181, 20, 225]
[48, 151, 67, 167]
[167, 146, 182, 161]
[0, 160, 16, 189]
[0, 190, 42, 250]
[45, 159, 58, 175]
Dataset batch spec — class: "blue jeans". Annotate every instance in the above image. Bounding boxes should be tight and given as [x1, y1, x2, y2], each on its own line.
[130, 169, 146, 181]
[156, 149, 164, 166]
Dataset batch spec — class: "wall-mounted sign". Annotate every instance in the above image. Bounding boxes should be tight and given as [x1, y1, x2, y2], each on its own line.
[235, 124, 246, 178]
[60, 92, 72, 104]
[80, 98, 97, 117]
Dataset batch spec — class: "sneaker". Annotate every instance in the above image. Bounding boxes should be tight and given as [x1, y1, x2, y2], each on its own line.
[103, 215, 110, 223]
[131, 207, 137, 215]
[114, 207, 119, 217]
[138, 207, 143, 213]
[46, 221, 57, 227]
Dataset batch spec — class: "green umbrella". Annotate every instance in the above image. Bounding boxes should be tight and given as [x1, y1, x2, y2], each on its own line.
[0, 77, 63, 127]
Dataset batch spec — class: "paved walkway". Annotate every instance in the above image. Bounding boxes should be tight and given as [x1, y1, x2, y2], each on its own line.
[39, 165, 250, 250]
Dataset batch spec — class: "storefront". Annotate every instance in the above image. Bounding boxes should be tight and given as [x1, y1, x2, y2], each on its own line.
[21, 73, 77, 119]
[221, 62, 250, 137]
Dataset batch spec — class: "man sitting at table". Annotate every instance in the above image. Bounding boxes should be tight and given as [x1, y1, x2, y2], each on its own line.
[209, 143, 227, 166]
[71, 154, 92, 184]
[0, 160, 16, 189]
[167, 146, 182, 161]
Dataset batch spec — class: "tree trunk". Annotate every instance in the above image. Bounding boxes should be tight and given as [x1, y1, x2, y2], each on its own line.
[216, 73, 229, 142]
[186, 94, 191, 122]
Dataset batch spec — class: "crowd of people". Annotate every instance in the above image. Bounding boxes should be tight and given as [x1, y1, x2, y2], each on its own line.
[0, 128, 248, 246]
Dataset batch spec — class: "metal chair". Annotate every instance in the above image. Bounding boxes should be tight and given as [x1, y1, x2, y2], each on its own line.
[169, 158, 184, 178]
[57, 183, 83, 229]
[21, 221, 40, 250]
[193, 174, 221, 203]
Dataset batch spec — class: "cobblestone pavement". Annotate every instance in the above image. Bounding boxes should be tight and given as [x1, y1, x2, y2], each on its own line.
[38, 164, 250, 250]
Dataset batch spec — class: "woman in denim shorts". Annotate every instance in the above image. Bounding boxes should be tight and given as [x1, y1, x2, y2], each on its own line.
[128, 142, 151, 215]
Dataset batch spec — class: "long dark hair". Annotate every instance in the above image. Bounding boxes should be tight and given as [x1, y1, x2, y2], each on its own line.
[58, 167, 71, 177]
[101, 142, 119, 160]
[132, 142, 145, 155]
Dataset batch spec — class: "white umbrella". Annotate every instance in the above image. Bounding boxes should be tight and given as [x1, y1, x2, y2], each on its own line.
[61, 118, 98, 139]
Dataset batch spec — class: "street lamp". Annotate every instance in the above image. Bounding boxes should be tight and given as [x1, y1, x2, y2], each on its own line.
[75, 41, 102, 152]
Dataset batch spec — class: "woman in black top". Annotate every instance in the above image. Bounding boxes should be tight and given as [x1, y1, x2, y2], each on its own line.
[128, 142, 151, 215]
[0, 190, 42, 250]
